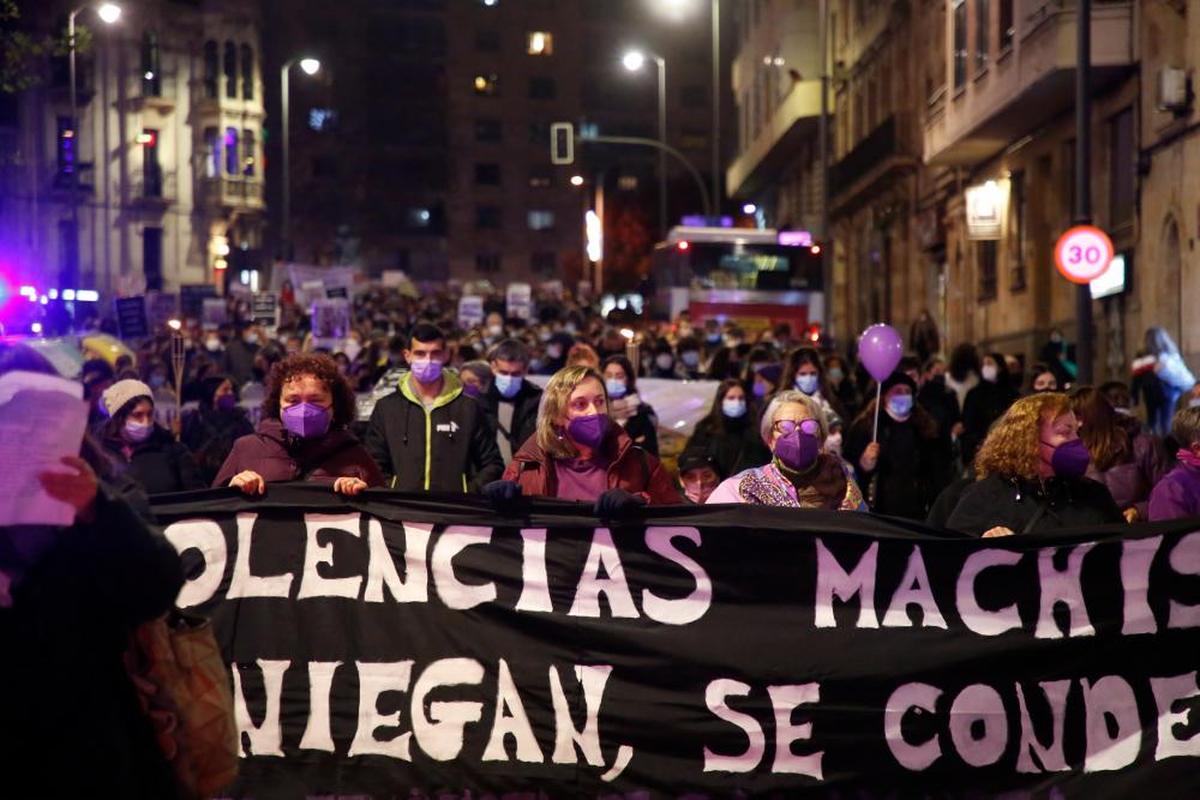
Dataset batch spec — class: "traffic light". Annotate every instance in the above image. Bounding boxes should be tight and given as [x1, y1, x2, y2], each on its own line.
[550, 122, 574, 165]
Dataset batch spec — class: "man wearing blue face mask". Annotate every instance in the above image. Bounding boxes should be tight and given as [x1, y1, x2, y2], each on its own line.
[843, 371, 953, 520]
[364, 323, 503, 493]
[478, 339, 543, 464]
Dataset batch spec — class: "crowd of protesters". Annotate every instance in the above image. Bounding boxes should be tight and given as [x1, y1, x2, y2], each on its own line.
[3, 278, 1200, 796]
[53, 283, 1200, 532]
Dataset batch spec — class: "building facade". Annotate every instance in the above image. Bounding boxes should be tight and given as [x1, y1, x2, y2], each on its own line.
[0, 0, 266, 300]
[728, 0, 1199, 378]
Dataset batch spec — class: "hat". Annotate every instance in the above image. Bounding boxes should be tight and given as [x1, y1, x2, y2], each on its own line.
[880, 371, 918, 396]
[756, 363, 784, 384]
[101, 379, 153, 418]
[678, 450, 723, 479]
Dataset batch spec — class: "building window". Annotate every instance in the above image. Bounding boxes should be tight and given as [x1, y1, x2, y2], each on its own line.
[528, 167, 552, 188]
[953, 0, 967, 89]
[531, 251, 556, 275]
[527, 210, 555, 231]
[528, 76, 555, 99]
[975, 0, 989, 73]
[476, 206, 502, 229]
[1109, 107, 1134, 227]
[203, 127, 219, 178]
[203, 41, 218, 99]
[977, 240, 998, 301]
[1010, 170, 1027, 291]
[529, 122, 550, 146]
[475, 118, 502, 142]
[527, 32, 553, 55]
[58, 220, 78, 284]
[308, 108, 338, 132]
[476, 254, 501, 273]
[681, 85, 707, 108]
[474, 73, 499, 95]
[406, 207, 433, 229]
[618, 175, 639, 191]
[242, 129, 256, 177]
[223, 41, 237, 99]
[143, 227, 163, 291]
[141, 129, 161, 196]
[140, 31, 161, 97]
[476, 29, 500, 51]
[240, 44, 254, 100]
[999, 0, 1014, 51]
[474, 162, 501, 185]
[56, 116, 75, 179]
[224, 127, 239, 175]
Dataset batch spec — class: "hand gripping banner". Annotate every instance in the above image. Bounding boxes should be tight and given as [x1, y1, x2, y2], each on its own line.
[150, 484, 1200, 799]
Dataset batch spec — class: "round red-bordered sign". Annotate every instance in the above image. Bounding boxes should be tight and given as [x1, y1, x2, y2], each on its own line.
[1054, 225, 1114, 284]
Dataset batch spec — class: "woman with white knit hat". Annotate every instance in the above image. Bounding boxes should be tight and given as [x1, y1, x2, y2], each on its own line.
[97, 379, 204, 495]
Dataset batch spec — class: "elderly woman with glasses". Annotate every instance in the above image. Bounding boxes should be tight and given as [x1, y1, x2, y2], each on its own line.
[706, 390, 866, 509]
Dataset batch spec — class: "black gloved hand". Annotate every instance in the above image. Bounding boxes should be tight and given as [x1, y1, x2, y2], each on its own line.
[482, 480, 522, 504]
[593, 488, 648, 517]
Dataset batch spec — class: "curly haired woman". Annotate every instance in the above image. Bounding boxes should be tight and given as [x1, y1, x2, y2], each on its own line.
[944, 392, 1124, 537]
[215, 353, 384, 496]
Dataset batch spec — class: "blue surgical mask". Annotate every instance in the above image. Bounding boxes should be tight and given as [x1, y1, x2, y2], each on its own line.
[795, 374, 819, 395]
[605, 378, 628, 399]
[494, 374, 523, 399]
[682, 351, 701, 368]
[887, 394, 914, 419]
[722, 398, 747, 419]
[827, 367, 845, 383]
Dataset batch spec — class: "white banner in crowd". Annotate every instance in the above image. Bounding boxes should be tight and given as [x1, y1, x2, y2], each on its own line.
[458, 296, 485, 329]
[506, 282, 533, 321]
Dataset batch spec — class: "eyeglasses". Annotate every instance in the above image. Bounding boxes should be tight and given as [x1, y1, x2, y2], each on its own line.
[772, 418, 820, 437]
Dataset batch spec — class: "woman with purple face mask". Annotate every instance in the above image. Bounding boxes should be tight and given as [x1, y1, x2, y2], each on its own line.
[706, 390, 866, 509]
[98, 379, 205, 495]
[180, 374, 254, 487]
[943, 393, 1124, 537]
[215, 354, 384, 496]
[488, 366, 680, 513]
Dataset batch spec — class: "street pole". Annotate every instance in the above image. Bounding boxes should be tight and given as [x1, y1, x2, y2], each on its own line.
[1074, 0, 1093, 384]
[68, 9, 79, 290]
[711, 0, 720, 217]
[280, 62, 291, 261]
[656, 56, 668, 240]
[818, 0, 833, 339]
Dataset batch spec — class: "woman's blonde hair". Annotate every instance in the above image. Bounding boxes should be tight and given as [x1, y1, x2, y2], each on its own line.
[536, 365, 607, 459]
[975, 392, 1073, 480]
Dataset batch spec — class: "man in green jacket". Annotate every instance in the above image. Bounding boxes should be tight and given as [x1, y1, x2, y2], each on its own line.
[364, 323, 503, 493]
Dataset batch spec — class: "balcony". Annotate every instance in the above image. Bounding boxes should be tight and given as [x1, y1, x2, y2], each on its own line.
[200, 176, 265, 211]
[124, 69, 178, 113]
[727, 79, 824, 198]
[924, 0, 1135, 166]
[830, 114, 921, 210]
[130, 168, 176, 207]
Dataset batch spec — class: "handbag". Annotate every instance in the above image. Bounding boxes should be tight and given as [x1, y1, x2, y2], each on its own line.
[126, 611, 239, 800]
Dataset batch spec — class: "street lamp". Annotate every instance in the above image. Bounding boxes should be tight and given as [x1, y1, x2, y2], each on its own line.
[67, 2, 121, 289]
[622, 48, 668, 238]
[280, 56, 321, 260]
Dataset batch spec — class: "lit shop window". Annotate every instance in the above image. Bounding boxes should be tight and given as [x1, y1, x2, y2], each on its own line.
[527, 32, 553, 55]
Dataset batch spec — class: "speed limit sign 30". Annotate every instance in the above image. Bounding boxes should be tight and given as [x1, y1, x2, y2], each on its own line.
[1054, 225, 1115, 284]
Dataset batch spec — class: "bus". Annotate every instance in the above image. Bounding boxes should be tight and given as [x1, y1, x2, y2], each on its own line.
[648, 226, 825, 337]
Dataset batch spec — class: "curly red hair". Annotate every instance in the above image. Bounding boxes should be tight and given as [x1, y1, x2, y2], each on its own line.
[262, 353, 357, 428]
[975, 392, 1073, 481]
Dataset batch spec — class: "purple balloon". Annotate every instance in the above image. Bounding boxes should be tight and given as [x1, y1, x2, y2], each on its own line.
[858, 324, 904, 383]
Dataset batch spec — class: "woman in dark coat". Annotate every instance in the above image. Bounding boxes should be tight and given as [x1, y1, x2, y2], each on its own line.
[961, 351, 1020, 466]
[945, 393, 1124, 537]
[215, 353, 385, 495]
[601, 355, 660, 456]
[683, 379, 772, 479]
[181, 374, 255, 486]
[844, 372, 951, 520]
[0, 343, 184, 798]
[98, 379, 205, 495]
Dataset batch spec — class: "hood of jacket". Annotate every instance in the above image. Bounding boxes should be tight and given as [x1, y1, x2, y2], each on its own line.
[398, 368, 463, 410]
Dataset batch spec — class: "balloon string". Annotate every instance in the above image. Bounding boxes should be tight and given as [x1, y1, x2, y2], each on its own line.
[872, 382, 882, 443]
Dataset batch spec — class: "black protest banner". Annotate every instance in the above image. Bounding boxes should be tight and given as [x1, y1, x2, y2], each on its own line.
[150, 485, 1200, 799]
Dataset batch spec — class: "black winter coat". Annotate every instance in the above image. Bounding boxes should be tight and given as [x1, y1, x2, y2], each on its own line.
[844, 408, 951, 520]
[181, 406, 255, 486]
[684, 416, 771, 479]
[0, 484, 184, 798]
[101, 426, 205, 495]
[961, 381, 1019, 466]
[364, 372, 504, 493]
[945, 474, 1124, 536]
[476, 380, 543, 462]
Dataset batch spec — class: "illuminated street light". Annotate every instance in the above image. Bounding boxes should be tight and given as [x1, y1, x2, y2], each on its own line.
[570, 175, 585, 187]
[742, 202, 757, 215]
[622, 48, 668, 237]
[282, 56, 323, 257]
[622, 50, 646, 72]
[299, 58, 321, 76]
[96, 3, 122, 24]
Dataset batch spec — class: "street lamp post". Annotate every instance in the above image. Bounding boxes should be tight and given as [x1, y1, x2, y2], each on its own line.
[711, 0, 720, 217]
[67, 2, 121, 289]
[623, 50, 668, 238]
[280, 56, 320, 261]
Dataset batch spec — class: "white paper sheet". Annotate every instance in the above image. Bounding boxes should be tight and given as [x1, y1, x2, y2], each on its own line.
[0, 371, 88, 527]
